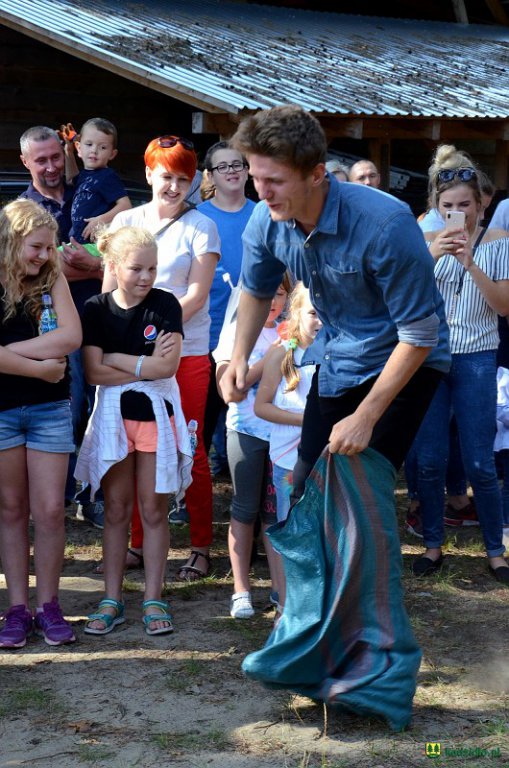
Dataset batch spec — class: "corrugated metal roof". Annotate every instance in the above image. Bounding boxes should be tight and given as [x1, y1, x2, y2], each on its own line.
[1, 0, 509, 117]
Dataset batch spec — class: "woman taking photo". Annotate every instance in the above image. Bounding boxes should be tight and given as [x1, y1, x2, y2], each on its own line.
[412, 144, 509, 581]
[106, 135, 220, 580]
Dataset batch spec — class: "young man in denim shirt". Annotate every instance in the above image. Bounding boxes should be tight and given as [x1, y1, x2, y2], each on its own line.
[220, 105, 450, 495]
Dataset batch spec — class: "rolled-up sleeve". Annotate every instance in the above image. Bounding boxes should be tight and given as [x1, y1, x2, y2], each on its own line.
[398, 313, 439, 347]
[241, 205, 287, 298]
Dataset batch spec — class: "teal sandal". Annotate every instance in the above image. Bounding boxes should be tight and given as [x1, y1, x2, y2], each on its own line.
[84, 598, 125, 635]
[142, 600, 173, 636]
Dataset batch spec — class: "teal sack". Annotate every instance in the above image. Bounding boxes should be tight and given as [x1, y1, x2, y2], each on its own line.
[242, 447, 421, 732]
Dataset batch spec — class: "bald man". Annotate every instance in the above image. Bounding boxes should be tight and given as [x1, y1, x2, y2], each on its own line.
[349, 159, 381, 188]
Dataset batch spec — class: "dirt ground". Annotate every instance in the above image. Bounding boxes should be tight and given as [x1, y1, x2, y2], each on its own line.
[1, 474, 509, 768]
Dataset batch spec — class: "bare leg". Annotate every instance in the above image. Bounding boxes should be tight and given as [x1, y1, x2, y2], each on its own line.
[136, 451, 171, 632]
[228, 518, 254, 594]
[0, 446, 30, 607]
[262, 523, 285, 608]
[87, 455, 134, 631]
[28, 450, 69, 607]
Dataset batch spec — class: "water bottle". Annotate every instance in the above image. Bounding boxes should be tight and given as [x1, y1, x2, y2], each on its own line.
[39, 293, 58, 334]
[187, 419, 198, 456]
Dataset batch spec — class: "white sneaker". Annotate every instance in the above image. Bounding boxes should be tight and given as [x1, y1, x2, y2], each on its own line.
[230, 591, 254, 619]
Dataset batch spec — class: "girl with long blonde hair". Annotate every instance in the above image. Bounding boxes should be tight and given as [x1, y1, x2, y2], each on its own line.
[0, 199, 81, 648]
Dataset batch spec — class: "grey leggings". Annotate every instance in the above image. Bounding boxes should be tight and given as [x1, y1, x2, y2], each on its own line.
[226, 429, 275, 525]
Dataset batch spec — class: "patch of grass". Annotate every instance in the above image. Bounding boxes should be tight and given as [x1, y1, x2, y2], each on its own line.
[444, 534, 485, 555]
[173, 575, 220, 601]
[0, 686, 63, 719]
[227, 616, 271, 642]
[288, 754, 351, 768]
[77, 743, 116, 763]
[153, 728, 230, 751]
[121, 577, 143, 593]
[476, 716, 509, 737]
[64, 542, 77, 558]
[181, 653, 206, 677]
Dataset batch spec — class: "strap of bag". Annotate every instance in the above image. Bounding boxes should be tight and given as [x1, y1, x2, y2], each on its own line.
[153, 203, 196, 238]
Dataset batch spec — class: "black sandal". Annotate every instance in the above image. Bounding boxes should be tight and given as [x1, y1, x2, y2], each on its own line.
[177, 550, 211, 581]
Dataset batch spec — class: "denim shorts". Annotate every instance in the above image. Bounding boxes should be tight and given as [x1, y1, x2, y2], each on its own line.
[0, 400, 75, 453]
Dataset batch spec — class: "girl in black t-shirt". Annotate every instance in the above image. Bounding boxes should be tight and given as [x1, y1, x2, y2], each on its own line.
[78, 226, 188, 636]
[0, 199, 82, 649]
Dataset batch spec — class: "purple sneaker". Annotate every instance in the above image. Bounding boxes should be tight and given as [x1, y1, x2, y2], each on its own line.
[0, 604, 33, 648]
[34, 597, 76, 646]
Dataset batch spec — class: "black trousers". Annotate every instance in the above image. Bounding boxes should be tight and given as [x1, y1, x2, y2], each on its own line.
[203, 353, 227, 454]
[292, 365, 443, 502]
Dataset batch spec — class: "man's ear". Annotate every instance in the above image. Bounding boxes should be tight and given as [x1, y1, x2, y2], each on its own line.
[20, 154, 29, 170]
[310, 163, 327, 187]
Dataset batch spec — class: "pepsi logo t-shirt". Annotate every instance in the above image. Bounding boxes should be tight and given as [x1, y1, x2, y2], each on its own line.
[82, 288, 183, 420]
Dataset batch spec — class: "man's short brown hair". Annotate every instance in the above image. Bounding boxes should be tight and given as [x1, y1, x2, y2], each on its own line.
[231, 105, 327, 176]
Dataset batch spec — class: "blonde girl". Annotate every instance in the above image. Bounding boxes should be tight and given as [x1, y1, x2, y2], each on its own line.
[0, 199, 81, 649]
[76, 226, 192, 635]
[214, 275, 292, 620]
[255, 283, 322, 524]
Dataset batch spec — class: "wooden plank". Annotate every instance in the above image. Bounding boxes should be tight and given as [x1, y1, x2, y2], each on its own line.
[494, 140, 509, 190]
[318, 117, 364, 140]
[451, 0, 469, 23]
[368, 139, 391, 192]
[484, 0, 509, 25]
[192, 112, 240, 136]
[439, 120, 509, 140]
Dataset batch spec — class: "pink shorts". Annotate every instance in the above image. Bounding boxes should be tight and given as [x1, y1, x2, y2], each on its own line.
[123, 420, 158, 453]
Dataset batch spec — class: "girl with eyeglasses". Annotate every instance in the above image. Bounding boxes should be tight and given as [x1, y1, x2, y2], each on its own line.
[104, 136, 221, 582]
[409, 144, 509, 582]
[198, 141, 255, 478]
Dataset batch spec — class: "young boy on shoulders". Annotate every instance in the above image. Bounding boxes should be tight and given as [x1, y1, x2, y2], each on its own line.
[65, 117, 131, 244]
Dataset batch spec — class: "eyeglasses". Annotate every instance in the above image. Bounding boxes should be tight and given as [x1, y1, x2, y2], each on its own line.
[210, 161, 248, 175]
[157, 136, 194, 150]
[437, 168, 477, 184]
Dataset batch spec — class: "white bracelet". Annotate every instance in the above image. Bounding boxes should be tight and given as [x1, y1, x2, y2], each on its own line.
[135, 355, 145, 378]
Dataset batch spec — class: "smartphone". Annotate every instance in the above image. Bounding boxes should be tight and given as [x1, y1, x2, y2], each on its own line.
[445, 211, 466, 230]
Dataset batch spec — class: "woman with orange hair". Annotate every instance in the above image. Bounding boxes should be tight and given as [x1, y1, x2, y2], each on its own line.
[104, 136, 220, 580]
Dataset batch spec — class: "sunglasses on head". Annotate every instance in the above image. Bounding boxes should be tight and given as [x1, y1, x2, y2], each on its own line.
[157, 135, 194, 150]
[437, 168, 477, 184]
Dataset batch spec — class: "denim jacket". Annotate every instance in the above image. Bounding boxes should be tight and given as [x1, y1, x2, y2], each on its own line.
[241, 177, 450, 397]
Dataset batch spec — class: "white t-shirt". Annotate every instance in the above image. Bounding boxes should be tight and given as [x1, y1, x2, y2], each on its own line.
[419, 209, 444, 233]
[489, 199, 509, 232]
[111, 204, 220, 356]
[213, 320, 279, 441]
[269, 344, 316, 470]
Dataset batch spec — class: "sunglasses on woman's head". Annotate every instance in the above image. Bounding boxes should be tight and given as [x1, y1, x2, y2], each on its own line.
[157, 136, 194, 150]
[437, 168, 477, 184]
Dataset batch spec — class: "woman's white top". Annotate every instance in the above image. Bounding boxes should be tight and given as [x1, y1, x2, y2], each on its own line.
[111, 204, 220, 356]
[433, 236, 509, 354]
[269, 344, 316, 470]
[213, 321, 279, 441]
[495, 366, 509, 452]
[419, 209, 444, 232]
[75, 378, 193, 499]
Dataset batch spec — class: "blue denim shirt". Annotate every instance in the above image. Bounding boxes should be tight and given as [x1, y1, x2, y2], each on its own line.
[241, 177, 450, 397]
